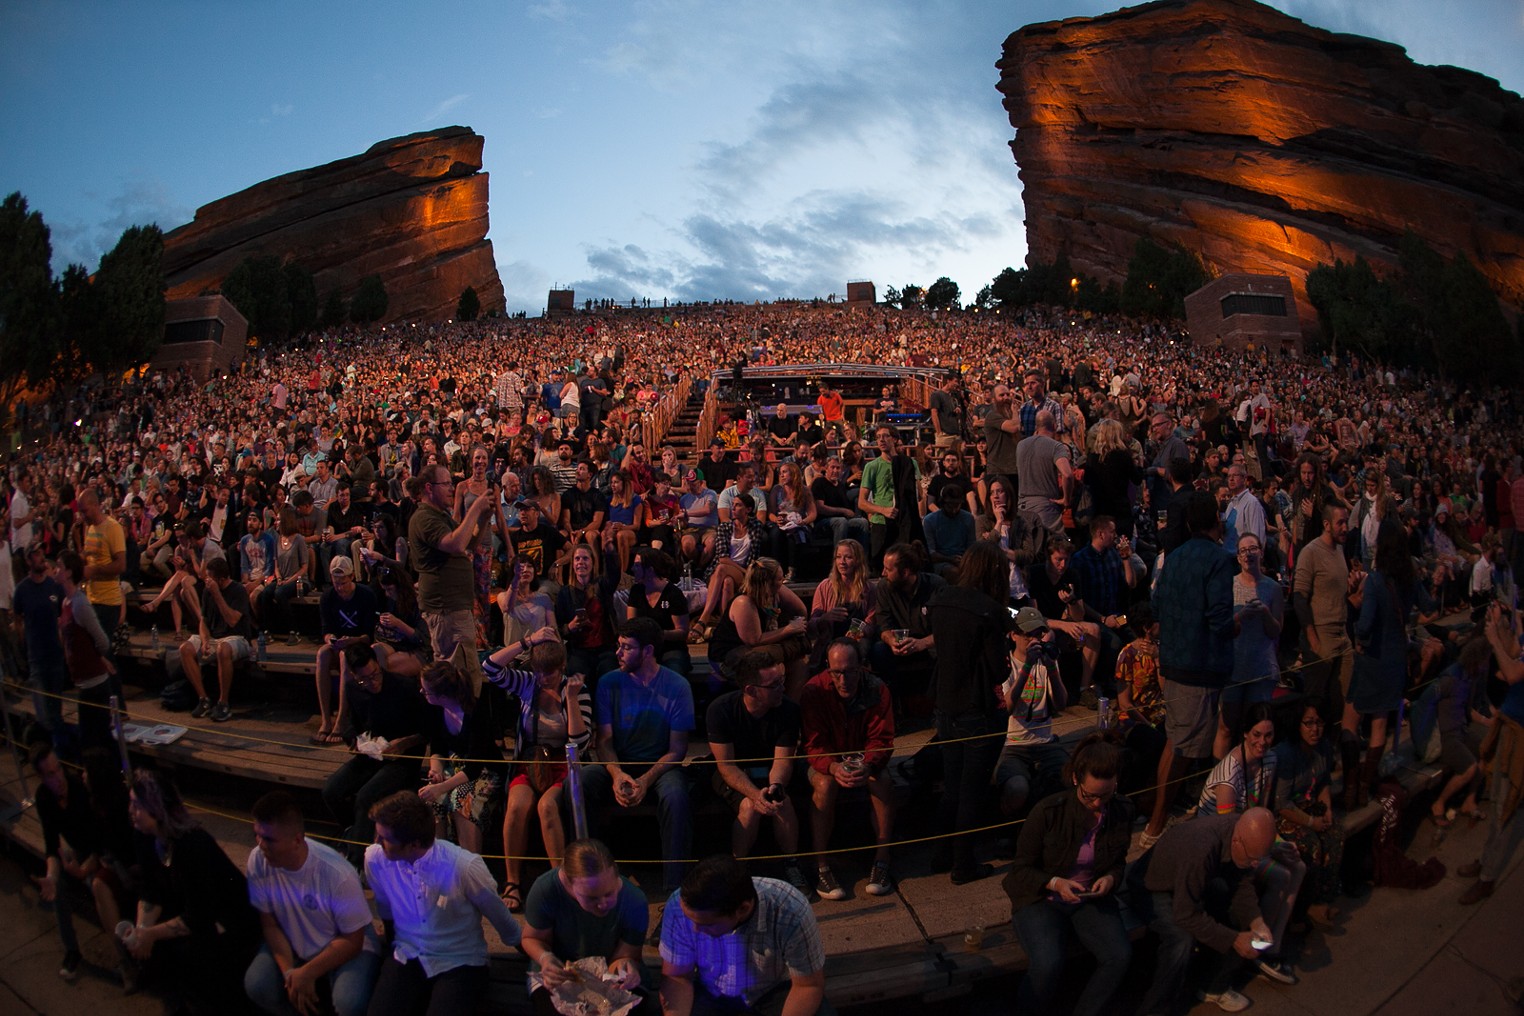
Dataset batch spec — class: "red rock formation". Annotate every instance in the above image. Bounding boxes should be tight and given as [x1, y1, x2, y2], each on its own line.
[997, 0, 1524, 328]
[162, 127, 503, 324]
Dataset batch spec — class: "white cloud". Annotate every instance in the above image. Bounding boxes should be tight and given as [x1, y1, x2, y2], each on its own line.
[270, 102, 294, 117]
[418, 93, 471, 127]
[527, 0, 574, 23]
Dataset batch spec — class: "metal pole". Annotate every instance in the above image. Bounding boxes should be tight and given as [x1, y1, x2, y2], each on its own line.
[0, 661, 35, 818]
[110, 694, 132, 780]
[565, 742, 588, 841]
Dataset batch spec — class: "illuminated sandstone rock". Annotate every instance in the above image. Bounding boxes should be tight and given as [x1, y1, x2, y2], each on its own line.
[162, 126, 504, 324]
[997, 0, 1524, 325]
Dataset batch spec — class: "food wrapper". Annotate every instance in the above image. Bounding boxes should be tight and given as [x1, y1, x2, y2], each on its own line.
[549, 956, 640, 1016]
[354, 732, 390, 760]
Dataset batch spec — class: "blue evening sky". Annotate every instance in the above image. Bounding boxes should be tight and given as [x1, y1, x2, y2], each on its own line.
[2, 0, 1520, 315]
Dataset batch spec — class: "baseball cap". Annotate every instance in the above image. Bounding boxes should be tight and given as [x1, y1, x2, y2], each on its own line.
[328, 556, 356, 579]
[684, 469, 699, 481]
[1013, 606, 1049, 635]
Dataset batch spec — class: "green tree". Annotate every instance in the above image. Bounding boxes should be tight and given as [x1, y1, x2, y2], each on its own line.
[1432, 253, 1517, 381]
[284, 262, 318, 336]
[882, 285, 902, 308]
[222, 255, 292, 340]
[1120, 238, 1208, 319]
[899, 283, 923, 307]
[349, 274, 388, 324]
[456, 285, 480, 322]
[319, 288, 347, 329]
[0, 192, 60, 421]
[973, 284, 993, 310]
[924, 276, 961, 311]
[93, 224, 165, 373]
[56, 263, 105, 388]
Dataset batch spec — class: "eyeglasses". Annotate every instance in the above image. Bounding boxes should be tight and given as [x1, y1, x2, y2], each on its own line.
[1301, 718, 1325, 728]
[1076, 784, 1115, 805]
[754, 681, 786, 692]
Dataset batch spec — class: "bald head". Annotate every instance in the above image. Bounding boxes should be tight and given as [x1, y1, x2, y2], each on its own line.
[1236, 807, 1277, 862]
[1035, 409, 1057, 434]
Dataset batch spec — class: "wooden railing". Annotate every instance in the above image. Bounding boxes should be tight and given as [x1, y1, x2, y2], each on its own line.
[695, 382, 720, 451]
[642, 373, 692, 450]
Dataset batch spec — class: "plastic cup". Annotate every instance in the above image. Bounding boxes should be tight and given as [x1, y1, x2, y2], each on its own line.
[963, 925, 985, 951]
[847, 618, 867, 638]
[841, 753, 865, 776]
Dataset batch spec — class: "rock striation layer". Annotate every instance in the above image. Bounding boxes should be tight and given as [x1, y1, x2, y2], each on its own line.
[163, 127, 503, 324]
[997, 0, 1524, 325]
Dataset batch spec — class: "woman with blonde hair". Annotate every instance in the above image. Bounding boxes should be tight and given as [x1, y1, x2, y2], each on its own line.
[1084, 418, 1144, 539]
[767, 461, 818, 578]
[808, 539, 877, 669]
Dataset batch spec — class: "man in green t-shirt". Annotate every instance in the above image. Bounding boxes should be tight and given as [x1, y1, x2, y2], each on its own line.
[406, 465, 494, 664]
[857, 427, 922, 567]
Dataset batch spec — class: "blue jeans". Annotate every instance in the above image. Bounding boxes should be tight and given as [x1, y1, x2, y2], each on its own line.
[580, 763, 692, 891]
[1011, 896, 1131, 1016]
[1131, 888, 1241, 1015]
[245, 943, 381, 1016]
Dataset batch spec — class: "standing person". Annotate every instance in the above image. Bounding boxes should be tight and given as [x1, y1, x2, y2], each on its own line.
[312, 556, 381, 742]
[658, 855, 831, 1016]
[583, 618, 695, 893]
[929, 372, 964, 448]
[13, 543, 70, 750]
[1141, 491, 1234, 848]
[520, 839, 656, 1016]
[55, 550, 117, 752]
[1293, 505, 1360, 737]
[1224, 533, 1283, 753]
[1015, 410, 1072, 539]
[982, 384, 1022, 492]
[125, 768, 262, 1015]
[244, 791, 381, 1016]
[927, 540, 1015, 884]
[1457, 602, 1524, 904]
[858, 426, 922, 567]
[78, 488, 127, 644]
[408, 464, 495, 665]
[801, 639, 896, 899]
[364, 791, 521, 1016]
[1002, 735, 1133, 1016]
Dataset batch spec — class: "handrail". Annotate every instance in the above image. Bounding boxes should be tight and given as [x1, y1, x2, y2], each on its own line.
[643, 372, 691, 450]
[696, 382, 720, 451]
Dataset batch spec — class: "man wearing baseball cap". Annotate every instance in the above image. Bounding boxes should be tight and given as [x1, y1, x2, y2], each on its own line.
[995, 607, 1070, 817]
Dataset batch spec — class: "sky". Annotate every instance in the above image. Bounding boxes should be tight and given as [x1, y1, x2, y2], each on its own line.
[3, 0, 1521, 316]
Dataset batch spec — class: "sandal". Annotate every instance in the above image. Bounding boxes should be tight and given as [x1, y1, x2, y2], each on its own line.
[1460, 807, 1488, 826]
[688, 623, 711, 645]
[500, 881, 523, 912]
[1429, 810, 1452, 829]
[309, 729, 345, 745]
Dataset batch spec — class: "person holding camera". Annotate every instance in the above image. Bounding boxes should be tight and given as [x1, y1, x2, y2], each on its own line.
[994, 608, 1071, 818]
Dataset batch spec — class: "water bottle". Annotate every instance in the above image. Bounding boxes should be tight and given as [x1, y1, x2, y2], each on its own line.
[150, 625, 160, 650]
[1097, 696, 1112, 730]
[257, 630, 268, 662]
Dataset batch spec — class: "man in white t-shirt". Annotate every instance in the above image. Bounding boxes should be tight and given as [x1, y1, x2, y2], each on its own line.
[245, 792, 381, 1016]
[10, 471, 37, 551]
[995, 607, 1071, 816]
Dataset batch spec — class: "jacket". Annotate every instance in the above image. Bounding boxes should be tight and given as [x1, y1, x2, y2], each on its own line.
[799, 670, 895, 775]
[1003, 788, 1133, 911]
[927, 583, 1015, 716]
[1153, 535, 1234, 683]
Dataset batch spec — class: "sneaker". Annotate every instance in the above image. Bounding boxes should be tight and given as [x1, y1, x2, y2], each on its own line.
[210, 702, 233, 723]
[59, 950, 82, 981]
[1256, 958, 1298, 985]
[782, 861, 813, 897]
[190, 698, 212, 719]
[1138, 828, 1163, 850]
[1457, 860, 1482, 879]
[815, 866, 847, 901]
[1198, 987, 1251, 1012]
[866, 861, 894, 896]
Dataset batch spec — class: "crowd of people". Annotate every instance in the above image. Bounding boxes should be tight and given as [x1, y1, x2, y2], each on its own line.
[5, 298, 1524, 1014]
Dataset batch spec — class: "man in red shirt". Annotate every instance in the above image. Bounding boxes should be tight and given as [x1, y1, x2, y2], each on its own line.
[818, 384, 846, 441]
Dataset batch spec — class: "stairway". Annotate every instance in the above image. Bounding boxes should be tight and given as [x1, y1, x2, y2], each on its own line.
[662, 386, 708, 466]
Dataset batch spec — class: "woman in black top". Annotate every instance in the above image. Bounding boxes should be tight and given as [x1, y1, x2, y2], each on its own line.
[126, 767, 260, 1015]
[625, 546, 692, 676]
[556, 544, 620, 686]
[419, 659, 509, 857]
[1003, 735, 1133, 1016]
[927, 539, 1015, 884]
[1084, 420, 1144, 539]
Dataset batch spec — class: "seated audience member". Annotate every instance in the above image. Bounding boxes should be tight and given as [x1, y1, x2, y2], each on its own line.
[1130, 808, 1302, 1014]
[800, 639, 896, 900]
[238, 510, 276, 603]
[484, 630, 593, 911]
[1271, 702, 1345, 929]
[625, 546, 693, 676]
[32, 744, 135, 987]
[868, 542, 943, 709]
[257, 508, 311, 638]
[707, 650, 808, 891]
[364, 791, 521, 1016]
[175, 555, 257, 723]
[1003, 735, 1133, 1016]
[995, 607, 1070, 817]
[582, 618, 695, 893]
[693, 492, 768, 635]
[1113, 603, 1169, 798]
[418, 659, 508, 857]
[321, 644, 427, 865]
[1197, 702, 1282, 818]
[126, 767, 261, 1015]
[1428, 637, 1493, 827]
[369, 563, 430, 680]
[806, 540, 877, 672]
[312, 555, 379, 743]
[923, 485, 977, 579]
[244, 791, 381, 1016]
[659, 854, 832, 1016]
[511, 500, 572, 587]
[705, 557, 811, 696]
[809, 456, 870, 550]
[520, 839, 657, 1016]
[679, 469, 720, 569]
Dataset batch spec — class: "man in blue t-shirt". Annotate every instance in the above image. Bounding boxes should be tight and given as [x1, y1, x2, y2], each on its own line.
[13, 544, 70, 746]
[584, 618, 695, 892]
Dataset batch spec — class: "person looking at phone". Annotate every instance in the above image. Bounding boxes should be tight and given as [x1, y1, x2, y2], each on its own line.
[1002, 735, 1133, 1016]
[1129, 807, 1296, 1014]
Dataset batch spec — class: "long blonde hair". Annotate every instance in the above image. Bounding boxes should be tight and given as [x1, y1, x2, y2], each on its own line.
[1089, 418, 1129, 459]
[741, 557, 784, 604]
[825, 540, 867, 606]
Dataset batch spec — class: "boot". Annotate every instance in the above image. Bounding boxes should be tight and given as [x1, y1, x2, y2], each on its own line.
[1340, 739, 1363, 812]
[1358, 745, 1385, 808]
